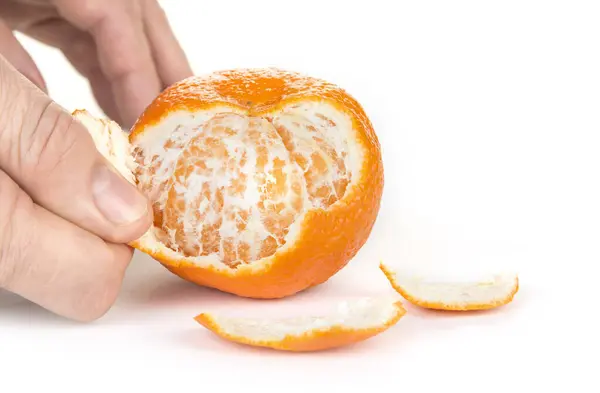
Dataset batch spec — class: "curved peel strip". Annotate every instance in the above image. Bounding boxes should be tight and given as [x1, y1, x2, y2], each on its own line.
[380, 262, 519, 311]
[194, 297, 406, 352]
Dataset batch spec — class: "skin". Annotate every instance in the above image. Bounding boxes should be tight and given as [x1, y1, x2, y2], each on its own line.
[0, 0, 193, 322]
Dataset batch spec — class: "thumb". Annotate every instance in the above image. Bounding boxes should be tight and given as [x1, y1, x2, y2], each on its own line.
[0, 55, 152, 244]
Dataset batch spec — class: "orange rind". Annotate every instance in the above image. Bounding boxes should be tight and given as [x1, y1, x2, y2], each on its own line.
[74, 67, 384, 300]
[194, 297, 406, 352]
[379, 262, 519, 311]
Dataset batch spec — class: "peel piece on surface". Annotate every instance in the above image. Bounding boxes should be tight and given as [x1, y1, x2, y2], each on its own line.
[379, 262, 519, 311]
[194, 297, 406, 352]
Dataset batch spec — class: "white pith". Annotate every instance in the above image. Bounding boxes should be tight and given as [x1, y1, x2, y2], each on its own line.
[381, 263, 519, 307]
[73, 110, 138, 185]
[203, 297, 402, 342]
[75, 101, 365, 271]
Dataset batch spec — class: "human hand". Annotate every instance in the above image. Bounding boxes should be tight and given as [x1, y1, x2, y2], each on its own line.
[0, 0, 193, 128]
[0, 56, 153, 321]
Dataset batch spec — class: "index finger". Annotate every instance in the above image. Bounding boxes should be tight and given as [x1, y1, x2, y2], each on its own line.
[143, 0, 193, 87]
[56, 0, 162, 127]
[0, 18, 47, 92]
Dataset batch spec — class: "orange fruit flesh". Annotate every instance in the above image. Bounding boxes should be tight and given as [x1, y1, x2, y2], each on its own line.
[157, 110, 348, 267]
[123, 68, 383, 299]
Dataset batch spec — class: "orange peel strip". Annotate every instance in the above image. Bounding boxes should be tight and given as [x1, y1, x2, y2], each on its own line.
[379, 262, 519, 311]
[194, 297, 406, 352]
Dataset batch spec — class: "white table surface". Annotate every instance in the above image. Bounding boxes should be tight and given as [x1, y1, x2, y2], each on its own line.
[1, 1, 598, 391]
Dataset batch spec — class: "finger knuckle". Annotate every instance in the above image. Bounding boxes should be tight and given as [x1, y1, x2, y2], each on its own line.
[0, 76, 27, 160]
[24, 104, 78, 179]
[65, 37, 98, 75]
[70, 0, 107, 29]
[72, 272, 123, 322]
[0, 173, 35, 289]
[152, 0, 168, 19]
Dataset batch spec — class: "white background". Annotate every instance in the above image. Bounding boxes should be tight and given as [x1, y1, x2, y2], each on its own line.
[1, 0, 598, 391]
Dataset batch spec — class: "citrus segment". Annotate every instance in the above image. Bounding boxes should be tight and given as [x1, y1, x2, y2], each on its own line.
[194, 297, 406, 352]
[268, 103, 351, 208]
[379, 262, 519, 311]
[161, 112, 306, 267]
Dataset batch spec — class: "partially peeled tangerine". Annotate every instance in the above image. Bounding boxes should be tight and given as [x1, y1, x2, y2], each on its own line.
[76, 67, 384, 300]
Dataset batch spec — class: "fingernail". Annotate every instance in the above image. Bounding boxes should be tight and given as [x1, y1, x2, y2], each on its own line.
[92, 164, 148, 225]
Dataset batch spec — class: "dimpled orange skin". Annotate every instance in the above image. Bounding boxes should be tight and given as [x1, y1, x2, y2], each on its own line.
[128, 68, 384, 299]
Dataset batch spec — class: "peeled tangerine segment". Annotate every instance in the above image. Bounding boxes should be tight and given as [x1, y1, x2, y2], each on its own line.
[379, 262, 519, 311]
[161, 113, 306, 266]
[194, 297, 406, 352]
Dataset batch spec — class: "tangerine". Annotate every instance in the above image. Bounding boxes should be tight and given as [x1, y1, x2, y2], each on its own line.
[76, 67, 384, 299]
